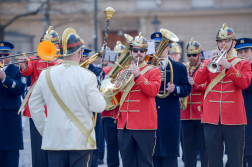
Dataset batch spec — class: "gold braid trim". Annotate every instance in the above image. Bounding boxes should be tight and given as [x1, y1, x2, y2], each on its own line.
[115, 65, 152, 119]
[204, 58, 242, 100]
[227, 69, 241, 77]
[18, 80, 38, 115]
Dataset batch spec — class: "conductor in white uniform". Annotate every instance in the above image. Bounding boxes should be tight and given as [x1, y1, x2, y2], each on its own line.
[29, 28, 106, 167]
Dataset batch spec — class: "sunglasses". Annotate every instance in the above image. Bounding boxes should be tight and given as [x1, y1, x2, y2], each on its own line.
[0, 54, 9, 57]
[187, 54, 198, 57]
[131, 48, 146, 53]
[217, 39, 232, 43]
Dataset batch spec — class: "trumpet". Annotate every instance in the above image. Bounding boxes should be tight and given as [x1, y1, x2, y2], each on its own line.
[207, 48, 227, 73]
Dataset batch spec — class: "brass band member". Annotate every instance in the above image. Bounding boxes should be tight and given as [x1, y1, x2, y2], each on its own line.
[169, 42, 182, 62]
[100, 41, 125, 167]
[80, 48, 105, 167]
[19, 26, 60, 167]
[235, 38, 252, 167]
[0, 41, 26, 167]
[181, 38, 208, 167]
[150, 32, 191, 167]
[117, 33, 161, 167]
[29, 28, 106, 167]
[194, 23, 251, 166]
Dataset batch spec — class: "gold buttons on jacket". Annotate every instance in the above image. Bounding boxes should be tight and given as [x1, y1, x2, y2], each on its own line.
[158, 106, 160, 108]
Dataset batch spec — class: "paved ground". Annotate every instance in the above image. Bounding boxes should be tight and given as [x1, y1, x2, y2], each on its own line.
[19, 117, 227, 167]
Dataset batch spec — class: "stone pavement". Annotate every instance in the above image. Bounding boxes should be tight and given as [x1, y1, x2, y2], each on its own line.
[19, 117, 227, 167]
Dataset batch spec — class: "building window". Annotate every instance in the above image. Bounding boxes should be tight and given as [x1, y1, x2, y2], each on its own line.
[135, 0, 156, 10]
[192, 0, 214, 8]
[0, 0, 22, 2]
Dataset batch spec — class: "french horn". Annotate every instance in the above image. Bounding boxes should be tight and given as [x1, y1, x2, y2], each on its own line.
[99, 34, 133, 110]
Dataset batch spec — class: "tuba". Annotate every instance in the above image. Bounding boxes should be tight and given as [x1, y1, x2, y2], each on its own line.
[153, 29, 179, 98]
[99, 34, 133, 110]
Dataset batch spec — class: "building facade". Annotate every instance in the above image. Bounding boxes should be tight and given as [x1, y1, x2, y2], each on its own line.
[0, 0, 251, 62]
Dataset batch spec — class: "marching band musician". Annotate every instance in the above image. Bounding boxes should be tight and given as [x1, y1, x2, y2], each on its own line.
[168, 42, 182, 62]
[117, 33, 161, 167]
[99, 46, 112, 68]
[194, 23, 251, 166]
[0, 41, 26, 166]
[18, 26, 60, 167]
[181, 38, 208, 167]
[150, 32, 191, 167]
[29, 28, 106, 167]
[113, 41, 125, 60]
[80, 48, 105, 167]
[235, 38, 252, 167]
[100, 41, 125, 167]
[81, 48, 104, 79]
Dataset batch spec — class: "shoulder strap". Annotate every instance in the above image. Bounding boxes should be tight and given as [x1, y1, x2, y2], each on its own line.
[204, 58, 242, 100]
[18, 80, 38, 115]
[45, 68, 96, 148]
[119, 65, 153, 110]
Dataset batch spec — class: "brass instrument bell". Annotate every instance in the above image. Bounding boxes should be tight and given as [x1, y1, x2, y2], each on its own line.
[152, 28, 178, 98]
[207, 49, 227, 73]
[151, 29, 179, 66]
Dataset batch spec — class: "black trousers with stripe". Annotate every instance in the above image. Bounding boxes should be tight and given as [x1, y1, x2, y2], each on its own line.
[204, 123, 245, 167]
[47, 150, 93, 167]
[30, 118, 49, 167]
[181, 120, 208, 167]
[118, 128, 156, 167]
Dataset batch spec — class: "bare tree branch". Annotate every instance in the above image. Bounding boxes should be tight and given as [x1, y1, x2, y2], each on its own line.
[3, 1, 47, 29]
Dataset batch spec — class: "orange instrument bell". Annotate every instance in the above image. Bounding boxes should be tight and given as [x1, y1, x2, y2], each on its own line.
[37, 41, 60, 61]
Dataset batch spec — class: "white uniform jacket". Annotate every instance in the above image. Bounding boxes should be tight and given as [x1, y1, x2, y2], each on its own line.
[29, 60, 106, 150]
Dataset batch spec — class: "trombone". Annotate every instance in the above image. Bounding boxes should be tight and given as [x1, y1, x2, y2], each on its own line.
[0, 41, 60, 68]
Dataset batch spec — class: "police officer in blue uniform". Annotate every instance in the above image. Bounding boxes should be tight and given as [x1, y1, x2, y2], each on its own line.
[81, 48, 105, 167]
[235, 38, 252, 167]
[0, 41, 26, 167]
[150, 32, 192, 167]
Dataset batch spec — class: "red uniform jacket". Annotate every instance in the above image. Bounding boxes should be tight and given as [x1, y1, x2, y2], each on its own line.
[19, 56, 58, 117]
[181, 66, 207, 120]
[194, 56, 251, 125]
[101, 66, 119, 119]
[117, 63, 161, 130]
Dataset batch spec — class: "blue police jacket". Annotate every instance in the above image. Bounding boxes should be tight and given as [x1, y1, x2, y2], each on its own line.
[154, 58, 191, 157]
[88, 63, 105, 155]
[0, 64, 26, 150]
[243, 63, 252, 156]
